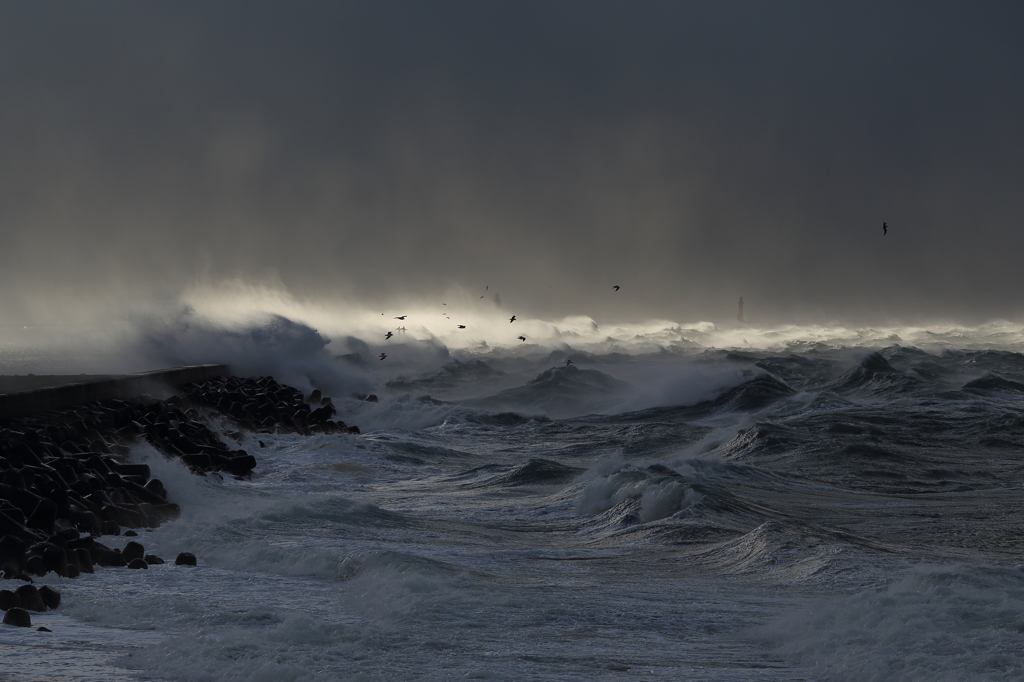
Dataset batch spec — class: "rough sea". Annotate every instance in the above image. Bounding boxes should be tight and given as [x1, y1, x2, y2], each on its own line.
[5, 316, 1024, 681]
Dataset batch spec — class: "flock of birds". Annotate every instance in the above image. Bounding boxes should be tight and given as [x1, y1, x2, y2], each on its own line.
[375, 285, 622, 361]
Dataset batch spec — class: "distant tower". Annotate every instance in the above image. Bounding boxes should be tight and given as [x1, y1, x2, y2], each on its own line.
[737, 297, 745, 323]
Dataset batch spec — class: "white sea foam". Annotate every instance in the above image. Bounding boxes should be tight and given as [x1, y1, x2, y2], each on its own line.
[575, 463, 703, 521]
[639, 480, 703, 523]
[760, 563, 1024, 681]
[10, 279, 1024, 378]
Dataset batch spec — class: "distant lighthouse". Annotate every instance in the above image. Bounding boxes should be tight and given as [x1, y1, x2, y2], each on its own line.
[737, 296, 745, 323]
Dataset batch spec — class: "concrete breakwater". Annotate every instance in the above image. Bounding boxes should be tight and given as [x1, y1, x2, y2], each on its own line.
[0, 364, 228, 418]
[0, 368, 358, 628]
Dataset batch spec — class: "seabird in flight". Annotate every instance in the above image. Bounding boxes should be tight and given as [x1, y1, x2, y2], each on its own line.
[379, 353, 387, 361]
[385, 331, 393, 340]
[457, 325, 466, 329]
[613, 285, 620, 291]
[509, 315, 516, 323]
[883, 222, 888, 235]
[518, 335, 526, 342]
[395, 315, 407, 320]
[565, 358, 573, 366]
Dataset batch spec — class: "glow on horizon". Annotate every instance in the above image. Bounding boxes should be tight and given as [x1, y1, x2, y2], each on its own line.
[178, 283, 1024, 355]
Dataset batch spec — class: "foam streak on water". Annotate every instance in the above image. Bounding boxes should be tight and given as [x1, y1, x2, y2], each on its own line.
[6, 321, 1024, 680]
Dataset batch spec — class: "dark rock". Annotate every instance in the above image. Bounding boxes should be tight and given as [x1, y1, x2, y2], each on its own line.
[86, 489, 112, 509]
[124, 530, 138, 537]
[3, 607, 31, 627]
[74, 548, 94, 573]
[52, 519, 77, 539]
[0, 535, 28, 566]
[91, 542, 126, 567]
[144, 479, 167, 499]
[66, 508, 102, 535]
[25, 555, 44, 576]
[14, 585, 45, 612]
[308, 406, 331, 423]
[99, 504, 119, 522]
[36, 543, 69, 577]
[126, 558, 148, 569]
[0, 504, 26, 528]
[83, 455, 112, 476]
[37, 626, 51, 632]
[121, 541, 145, 563]
[38, 586, 60, 610]
[56, 465, 79, 486]
[0, 483, 43, 517]
[144, 554, 164, 565]
[70, 479, 91, 496]
[64, 547, 81, 574]
[42, 534, 67, 551]
[0, 589, 20, 611]
[26, 499, 57, 534]
[120, 478, 168, 505]
[66, 536, 95, 551]
[116, 463, 151, 479]
[180, 453, 212, 472]
[114, 505, 144, 528]
[175, 552, 197, 566]
[219, 453, 257, 476]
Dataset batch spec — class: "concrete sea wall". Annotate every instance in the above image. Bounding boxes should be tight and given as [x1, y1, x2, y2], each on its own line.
[0, 365, 228, 418]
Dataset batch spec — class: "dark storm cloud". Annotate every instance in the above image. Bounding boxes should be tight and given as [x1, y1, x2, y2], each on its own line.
[1, 1, 1022, 325]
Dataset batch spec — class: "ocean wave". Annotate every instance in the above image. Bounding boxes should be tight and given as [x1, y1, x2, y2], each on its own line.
[827, 351, 923, 395]
[463, 364, 631, 418]
[762, 563, 1024, 681]
[964, 372, 1024, 393]
[688, 519, 890, 584]
[470, 458, 586, 488]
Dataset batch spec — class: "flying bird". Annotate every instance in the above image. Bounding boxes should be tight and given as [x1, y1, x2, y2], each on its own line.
[509, 315, 516, 323]
[613, 285, 620, 291]
[883, 222, 888, 235]
[457, 325, 466, 329]
[518, 335, 526, 342]
[565, 359, 573, 366]
[385, 331, 393, 340]
[395, 315, 407, 320]
[486, 285, 489, 291]
[379, 353, 387, 361]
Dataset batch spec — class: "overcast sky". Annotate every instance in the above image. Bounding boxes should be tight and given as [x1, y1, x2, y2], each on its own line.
[1, 1, 1022, 327]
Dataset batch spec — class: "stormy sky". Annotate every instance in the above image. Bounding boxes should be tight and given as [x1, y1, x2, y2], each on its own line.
[1, 1, 1022, 327]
